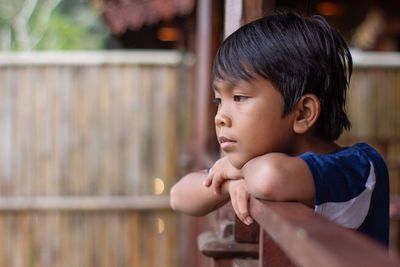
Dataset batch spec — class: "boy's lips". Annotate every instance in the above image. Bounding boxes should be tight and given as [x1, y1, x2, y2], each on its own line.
[218, 136, 237, 150]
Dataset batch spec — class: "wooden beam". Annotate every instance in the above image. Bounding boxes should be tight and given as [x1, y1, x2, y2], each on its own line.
[250, 198, 400, 267]
[0, 51, 190, 66]
[0, 195, 170, 211]
[198, 230, 259, 259]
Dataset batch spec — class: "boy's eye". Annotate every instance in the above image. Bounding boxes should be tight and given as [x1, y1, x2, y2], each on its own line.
[233, 95, 248, 102]
[213, 98, 221, 106]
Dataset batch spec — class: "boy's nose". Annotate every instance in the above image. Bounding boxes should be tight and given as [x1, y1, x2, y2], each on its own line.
[215, 112, 231, 128]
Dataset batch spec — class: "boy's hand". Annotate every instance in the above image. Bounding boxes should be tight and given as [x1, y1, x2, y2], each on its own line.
[203, 157, 243, 194]
[228, 179, 253, 225]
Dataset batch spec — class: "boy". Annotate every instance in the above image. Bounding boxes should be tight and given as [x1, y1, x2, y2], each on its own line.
[170, 11, 389, 245]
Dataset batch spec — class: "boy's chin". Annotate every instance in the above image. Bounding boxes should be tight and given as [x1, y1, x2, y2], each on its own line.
[226, 155, 248, 170]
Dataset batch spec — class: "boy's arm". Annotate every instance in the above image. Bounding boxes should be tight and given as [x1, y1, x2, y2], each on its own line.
[169, 170, 231, 216]
[242, 153, 314, 207]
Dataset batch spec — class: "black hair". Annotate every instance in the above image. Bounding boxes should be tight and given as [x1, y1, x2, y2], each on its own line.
[212, 11, 352, 141]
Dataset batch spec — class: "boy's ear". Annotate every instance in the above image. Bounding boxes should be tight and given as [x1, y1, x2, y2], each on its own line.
[292, 94, 321, 134]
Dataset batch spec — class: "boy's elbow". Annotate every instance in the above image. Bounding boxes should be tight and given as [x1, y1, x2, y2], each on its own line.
[247, 176, 281, 200]
[244, 154, 314, 205]
[169, 185, 179, 211]
[169, 184, 189, 213]
[169, 184, 207, 216]
[244, 158, 287, 201]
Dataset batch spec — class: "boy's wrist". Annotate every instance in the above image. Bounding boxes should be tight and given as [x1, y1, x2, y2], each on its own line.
[220, 179, 233, 195]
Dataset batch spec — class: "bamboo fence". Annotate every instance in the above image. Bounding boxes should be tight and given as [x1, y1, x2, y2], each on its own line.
[0, 51, 193, 267]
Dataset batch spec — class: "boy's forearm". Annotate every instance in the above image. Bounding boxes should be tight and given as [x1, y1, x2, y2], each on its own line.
[169, 170, 230, 216]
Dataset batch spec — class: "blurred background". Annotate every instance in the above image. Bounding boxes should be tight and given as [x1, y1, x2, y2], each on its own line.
[0, 0, 399, 267]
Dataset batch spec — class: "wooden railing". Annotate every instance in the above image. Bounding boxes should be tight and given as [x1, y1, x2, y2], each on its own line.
[199, 197, 400, 267]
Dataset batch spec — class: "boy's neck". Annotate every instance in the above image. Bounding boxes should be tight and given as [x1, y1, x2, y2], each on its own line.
[292, 136, 341, 156]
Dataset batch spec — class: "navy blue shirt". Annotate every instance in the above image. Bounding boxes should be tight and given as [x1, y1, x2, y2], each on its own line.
[300, 143, 389, 245]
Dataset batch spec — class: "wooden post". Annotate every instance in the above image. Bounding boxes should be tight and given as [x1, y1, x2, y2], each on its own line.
[224, 0, 268, 38]
[242, 0, 263, 23]
[224, 0, 243, 39]
[184, 3, 215, 267]
[193, 0, 212, 169]
[259, 231, 295, 267]
[234, 216, 259, 243]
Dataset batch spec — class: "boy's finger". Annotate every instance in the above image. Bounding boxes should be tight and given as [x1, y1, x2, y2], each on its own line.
[230, 192, 242, 222]
[212, 174, 226, 194]
[203, 172, 213, 187]
[213, 175, 223, 193]
[210, 173, 219, 192]
[233, 192, 247, 223]
[237, 190, 252, 225]
[237, 191, 248, 217]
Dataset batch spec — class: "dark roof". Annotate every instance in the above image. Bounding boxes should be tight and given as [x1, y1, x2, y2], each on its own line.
[102, 0, 195, 34]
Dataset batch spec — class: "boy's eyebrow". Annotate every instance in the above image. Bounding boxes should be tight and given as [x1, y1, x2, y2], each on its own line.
[212, 84, 220, 92]
[212, 81, 235, 92]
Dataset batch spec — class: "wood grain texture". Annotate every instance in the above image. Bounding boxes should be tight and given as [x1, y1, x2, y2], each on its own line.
[251, 199, 400, 267]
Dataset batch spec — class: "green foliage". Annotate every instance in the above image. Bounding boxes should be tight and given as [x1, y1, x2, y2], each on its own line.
[37, 4, 107, 50]
[0, 0, 108, 51]
[0, 0, 23, 21]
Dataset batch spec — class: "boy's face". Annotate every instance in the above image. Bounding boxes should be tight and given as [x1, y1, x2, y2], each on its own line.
[213, 76, 297, 169]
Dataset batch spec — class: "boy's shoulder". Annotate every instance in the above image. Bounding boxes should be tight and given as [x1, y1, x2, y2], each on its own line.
[300, 142, 386, 169]
[299, 142, 389, 246]
[299, 142, 389, 190]
[299, 142, 389, 204]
